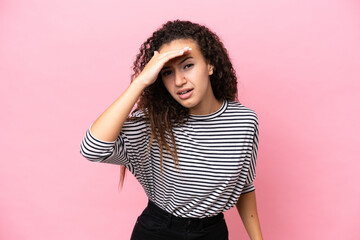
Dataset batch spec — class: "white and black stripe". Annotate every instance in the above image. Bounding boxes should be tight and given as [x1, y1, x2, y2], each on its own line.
[80, 100, 259, 218]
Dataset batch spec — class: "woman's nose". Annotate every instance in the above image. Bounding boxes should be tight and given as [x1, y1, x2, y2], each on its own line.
[175, 72, 186, 86]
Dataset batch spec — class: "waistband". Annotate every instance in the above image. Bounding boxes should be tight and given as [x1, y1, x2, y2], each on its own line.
[144, 199, 225, 231]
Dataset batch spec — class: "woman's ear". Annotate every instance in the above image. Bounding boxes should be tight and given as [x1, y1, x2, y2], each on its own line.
[208, 64, 214, 75]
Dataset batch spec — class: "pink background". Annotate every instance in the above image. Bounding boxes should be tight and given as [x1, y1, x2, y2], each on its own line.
[1, 0, 359, 239]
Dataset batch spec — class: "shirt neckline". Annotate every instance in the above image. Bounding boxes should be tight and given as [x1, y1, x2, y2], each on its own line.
[188, 99, 228, 120]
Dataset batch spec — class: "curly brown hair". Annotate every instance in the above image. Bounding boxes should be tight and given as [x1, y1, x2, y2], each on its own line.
[118, 19, 238, 191]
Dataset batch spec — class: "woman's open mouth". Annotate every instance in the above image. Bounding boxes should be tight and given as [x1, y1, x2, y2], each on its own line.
[177, 89, 193, 99]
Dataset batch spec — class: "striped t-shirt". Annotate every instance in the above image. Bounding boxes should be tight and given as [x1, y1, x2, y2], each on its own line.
[80, 100, 259, 218]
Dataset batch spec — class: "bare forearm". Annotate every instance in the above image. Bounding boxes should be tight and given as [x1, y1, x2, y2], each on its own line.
[236, 190, 263, 240]
[89, 47, 194, 142]
[90, 78, 147, 142]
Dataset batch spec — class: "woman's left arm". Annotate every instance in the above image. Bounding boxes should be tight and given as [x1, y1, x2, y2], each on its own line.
[236, 190, 263, 240]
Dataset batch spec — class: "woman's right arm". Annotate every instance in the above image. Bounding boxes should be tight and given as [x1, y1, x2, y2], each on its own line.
[88, 47, 192, 143]
[89, 78, 147, 142]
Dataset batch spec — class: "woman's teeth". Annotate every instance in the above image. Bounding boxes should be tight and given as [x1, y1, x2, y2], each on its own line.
[179, 90, 191, 95]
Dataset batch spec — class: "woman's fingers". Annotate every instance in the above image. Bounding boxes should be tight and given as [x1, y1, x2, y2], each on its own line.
[155, 47, 192, 68]
[158, 47, 192, 60]
[137, 47, 192, 86]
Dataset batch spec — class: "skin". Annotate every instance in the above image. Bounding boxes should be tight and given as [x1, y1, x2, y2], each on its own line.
[158, 38, 223, 115]
[158, 39, 263, 238]
[89, 37, 263, 238]
[236, 191, 263, 239]
[89, 41, 196, 141]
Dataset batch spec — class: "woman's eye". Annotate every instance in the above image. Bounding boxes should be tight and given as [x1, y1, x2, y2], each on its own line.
[162, 64, 193, 77]
[184, 64, 193, 69]
[162, 71, 171, 76]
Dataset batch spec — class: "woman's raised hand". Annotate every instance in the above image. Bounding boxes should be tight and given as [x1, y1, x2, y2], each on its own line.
[87, 47, 192, 142]
[135, 46, 192, 87]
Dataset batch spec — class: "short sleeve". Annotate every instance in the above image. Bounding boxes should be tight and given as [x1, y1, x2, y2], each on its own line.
[79, 110, 150, 172]
[241, 115, 259, 194]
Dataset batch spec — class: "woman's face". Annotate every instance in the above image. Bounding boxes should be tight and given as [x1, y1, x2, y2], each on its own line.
[159, 38, 221, 115]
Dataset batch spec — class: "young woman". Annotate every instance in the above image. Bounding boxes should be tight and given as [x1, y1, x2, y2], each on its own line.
[80, 19, 263, 240]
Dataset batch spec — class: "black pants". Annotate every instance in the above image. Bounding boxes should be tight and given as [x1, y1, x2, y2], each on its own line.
[130, 199, 229, 240]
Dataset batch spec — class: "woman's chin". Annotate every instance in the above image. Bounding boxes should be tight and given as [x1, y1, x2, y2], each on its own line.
[177, 100, 196, 110]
